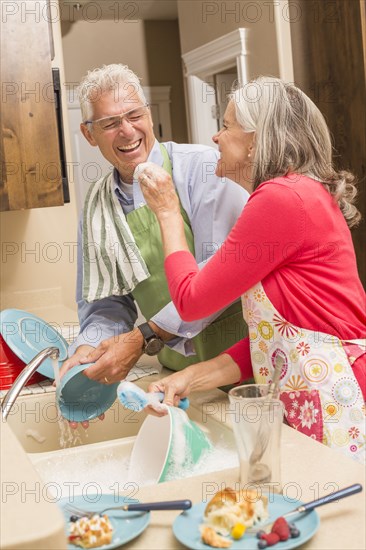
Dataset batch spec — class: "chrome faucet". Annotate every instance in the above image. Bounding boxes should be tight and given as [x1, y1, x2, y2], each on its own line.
[1, 347, 60, 420]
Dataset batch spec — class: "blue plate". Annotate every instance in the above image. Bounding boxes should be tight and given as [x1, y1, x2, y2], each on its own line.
[58, 494, 150, 549]
[0, 309, 68, 378]
[173, 493, 320, 549]
[57, 363, 119, 422]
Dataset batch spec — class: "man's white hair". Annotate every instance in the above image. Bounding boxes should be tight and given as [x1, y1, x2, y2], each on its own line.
[78, 64, 147, 122]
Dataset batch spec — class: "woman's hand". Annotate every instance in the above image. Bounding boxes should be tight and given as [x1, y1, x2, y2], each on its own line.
[146, 369, 195, 416]
[136, 163, 190, 257]
[137, 163, 180, 220]
[146, 355, 242, 416]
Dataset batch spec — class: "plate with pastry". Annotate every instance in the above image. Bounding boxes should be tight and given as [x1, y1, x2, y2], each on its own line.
[59, 494, 150, 549]
[173, 488, 320, 549]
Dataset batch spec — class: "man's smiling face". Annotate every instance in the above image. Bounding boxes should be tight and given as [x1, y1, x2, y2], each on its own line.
[81, 84, 155, 183]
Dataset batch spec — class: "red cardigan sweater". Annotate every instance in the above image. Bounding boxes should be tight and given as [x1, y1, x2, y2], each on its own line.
[164, 175, 366, 397]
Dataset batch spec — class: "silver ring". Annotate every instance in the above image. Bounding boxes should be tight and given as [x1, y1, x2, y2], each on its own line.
[104, 376, 109, 383]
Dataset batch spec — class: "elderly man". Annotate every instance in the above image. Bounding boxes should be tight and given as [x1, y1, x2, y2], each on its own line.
[61, 63, 248, 385]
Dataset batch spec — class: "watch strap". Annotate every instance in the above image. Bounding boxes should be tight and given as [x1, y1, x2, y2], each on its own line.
[137, 322, 157, 343]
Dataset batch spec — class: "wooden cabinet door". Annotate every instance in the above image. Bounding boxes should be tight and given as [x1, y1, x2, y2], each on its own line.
[290, 0, 366, 286]
[1, 0, 65, 210]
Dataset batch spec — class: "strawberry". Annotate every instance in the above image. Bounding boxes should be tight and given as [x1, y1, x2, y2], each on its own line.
[260, 532, 280, 546]
[271, 517, 290, 541]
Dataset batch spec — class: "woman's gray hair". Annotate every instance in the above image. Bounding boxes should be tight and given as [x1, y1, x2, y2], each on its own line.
[230, 76, 361, 228]
[77, 63, 147, 123]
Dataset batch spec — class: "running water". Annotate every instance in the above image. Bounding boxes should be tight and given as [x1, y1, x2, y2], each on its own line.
[52, 356, 60, 388]
[53, 353, 88, 448]
[57, 415, 82, 448]
[53, 355, 83, 448]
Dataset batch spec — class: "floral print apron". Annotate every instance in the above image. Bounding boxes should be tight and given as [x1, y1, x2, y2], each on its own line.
[242, 282, 366, 463]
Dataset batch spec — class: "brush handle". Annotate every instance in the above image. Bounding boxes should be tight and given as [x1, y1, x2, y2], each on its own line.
[124, 499, 192, 512]
[155, 392, 190, 410]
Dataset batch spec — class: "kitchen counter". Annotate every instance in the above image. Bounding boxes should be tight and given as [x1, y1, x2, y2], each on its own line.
[0, 421, 66, 549]
[127, 425, 366, 549]
[1, 371, 365, 549]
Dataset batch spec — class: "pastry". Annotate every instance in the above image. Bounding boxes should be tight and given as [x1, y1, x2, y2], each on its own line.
[200, 525, 232, 548]
[68, 514, 113, 548]
[200, 487, 269, 546]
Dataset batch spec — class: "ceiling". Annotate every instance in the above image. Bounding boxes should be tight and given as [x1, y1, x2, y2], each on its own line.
[59, 1, 178, 21]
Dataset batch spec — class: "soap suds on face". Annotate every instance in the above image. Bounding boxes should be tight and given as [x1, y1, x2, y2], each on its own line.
[133, 162, 169, 184]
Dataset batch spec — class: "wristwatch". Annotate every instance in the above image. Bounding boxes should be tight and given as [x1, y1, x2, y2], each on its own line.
[137, 322, 165, 356]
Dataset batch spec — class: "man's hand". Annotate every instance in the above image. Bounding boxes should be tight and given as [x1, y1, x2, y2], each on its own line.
[79, 328, 144, 384]
[59, 345, 95, 379]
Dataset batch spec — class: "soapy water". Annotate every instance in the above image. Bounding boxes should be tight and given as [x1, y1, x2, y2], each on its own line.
[163, 444, 238, 482]
[36, 386, 239, 496]
[169, 413, 189, 472]
[34, 452, 131, 498]
[34, 442, 239, 499]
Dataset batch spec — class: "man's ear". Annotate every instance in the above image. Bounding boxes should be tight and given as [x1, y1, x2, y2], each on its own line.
[80, 123, 98, 146]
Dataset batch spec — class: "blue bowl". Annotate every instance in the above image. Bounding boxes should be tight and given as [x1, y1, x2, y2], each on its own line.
[57, 363, 118, 422]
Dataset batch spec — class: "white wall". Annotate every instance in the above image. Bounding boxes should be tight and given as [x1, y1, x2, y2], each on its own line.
[61, 19, 150, 84]
[61, 18, 188, 143]
[177, 0, 280, 78]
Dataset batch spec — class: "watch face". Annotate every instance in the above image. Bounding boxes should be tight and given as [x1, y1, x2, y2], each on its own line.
[145, 337, 164, 356]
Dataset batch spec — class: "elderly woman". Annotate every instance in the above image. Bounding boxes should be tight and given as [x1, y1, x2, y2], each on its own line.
[138, 77, 366, 462]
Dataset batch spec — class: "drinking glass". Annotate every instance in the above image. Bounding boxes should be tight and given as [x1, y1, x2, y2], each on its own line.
[228, 384, 284, 493]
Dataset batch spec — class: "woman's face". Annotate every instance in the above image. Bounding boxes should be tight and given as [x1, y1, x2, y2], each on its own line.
[212, 101, 255, 192]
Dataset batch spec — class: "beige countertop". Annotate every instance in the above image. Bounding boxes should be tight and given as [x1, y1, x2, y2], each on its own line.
[1, 370, 365, 550]
[126, 427, 366, 549]
[0, 421, 67, 550]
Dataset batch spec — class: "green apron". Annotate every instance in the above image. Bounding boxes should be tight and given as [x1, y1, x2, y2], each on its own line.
[128, 144, 247, 371]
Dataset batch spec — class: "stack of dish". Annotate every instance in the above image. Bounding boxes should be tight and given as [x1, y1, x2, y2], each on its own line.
[0, 334, 46, 389]
[0, 309, 69, 389]
[0, 308, 123, 423]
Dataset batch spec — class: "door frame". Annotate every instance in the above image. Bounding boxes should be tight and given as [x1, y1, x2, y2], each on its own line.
[182, 29, 249, 145]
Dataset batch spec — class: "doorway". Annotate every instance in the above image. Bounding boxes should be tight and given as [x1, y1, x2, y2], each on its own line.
[214, 69, 238, 130]
[182, 29, 248, 146]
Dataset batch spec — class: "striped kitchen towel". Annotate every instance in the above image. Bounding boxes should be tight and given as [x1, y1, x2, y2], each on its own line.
[82, 172, 150, 302]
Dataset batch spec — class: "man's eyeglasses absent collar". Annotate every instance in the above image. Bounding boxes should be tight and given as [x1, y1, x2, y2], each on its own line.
[84, 104, 150, 133]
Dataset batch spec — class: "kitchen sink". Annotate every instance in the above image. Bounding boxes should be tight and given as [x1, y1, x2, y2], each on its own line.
[5, 383, 238, 497]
